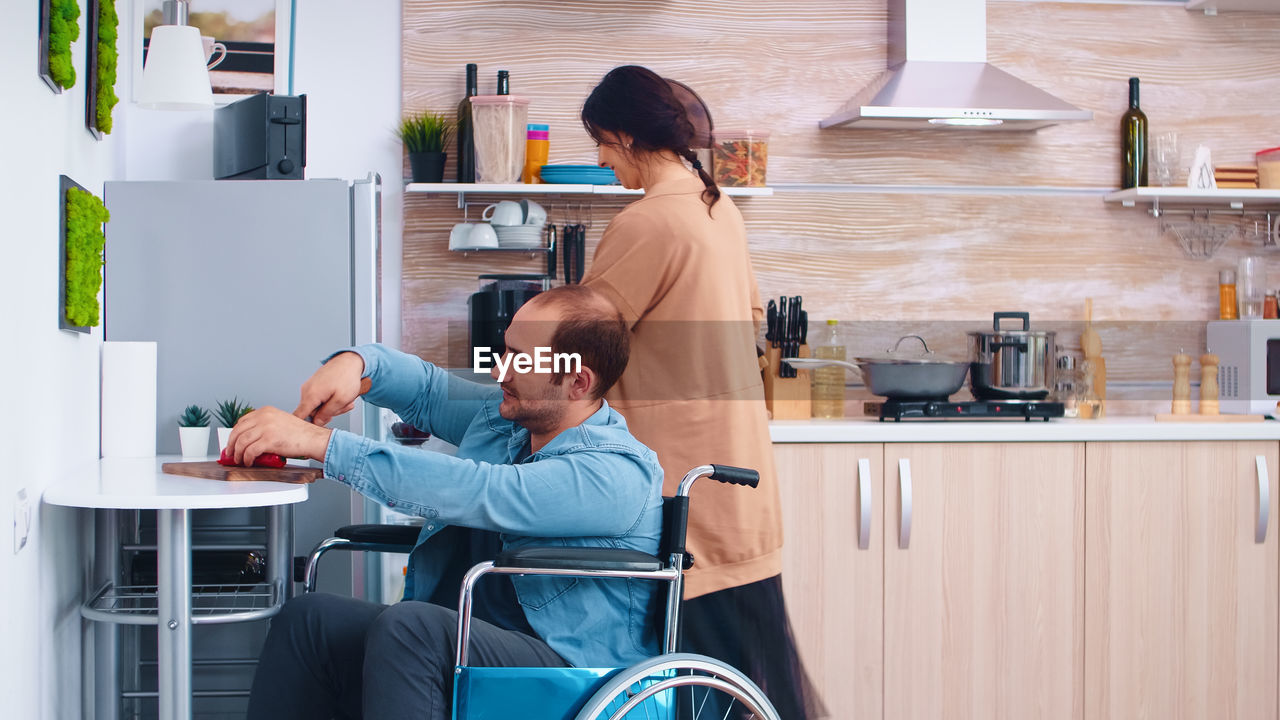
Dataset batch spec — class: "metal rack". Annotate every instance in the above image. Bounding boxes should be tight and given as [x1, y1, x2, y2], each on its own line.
[84, 580, 283, 626]
[1105, 187, 1280, 259]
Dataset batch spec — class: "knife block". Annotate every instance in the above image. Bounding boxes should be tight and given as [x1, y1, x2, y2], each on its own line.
[763, 345, 811, 420]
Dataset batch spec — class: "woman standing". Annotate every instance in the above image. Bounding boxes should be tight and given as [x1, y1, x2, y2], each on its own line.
[580, 65, 821, 719]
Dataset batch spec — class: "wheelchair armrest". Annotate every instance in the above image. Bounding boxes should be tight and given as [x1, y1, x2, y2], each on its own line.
[495, 546, 663, 573]
[335, 523, 422, 546]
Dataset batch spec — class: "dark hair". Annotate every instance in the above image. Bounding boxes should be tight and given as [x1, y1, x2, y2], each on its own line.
[581, 65, 721, 212]
[534, 285, 630, 400]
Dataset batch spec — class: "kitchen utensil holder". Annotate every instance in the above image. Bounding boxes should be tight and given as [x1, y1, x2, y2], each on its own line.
[763, 344, 811, 420]
[1161, 212, 1237, 260]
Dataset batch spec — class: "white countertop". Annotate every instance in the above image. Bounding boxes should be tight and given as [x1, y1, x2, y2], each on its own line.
[770, 416, 1280, 443]
[42, 456, 310, 510]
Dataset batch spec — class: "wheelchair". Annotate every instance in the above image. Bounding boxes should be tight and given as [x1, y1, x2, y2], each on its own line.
[304, 464, 782, 720]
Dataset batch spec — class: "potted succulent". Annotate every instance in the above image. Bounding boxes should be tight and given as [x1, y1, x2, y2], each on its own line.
[177, 404, 212, 458]
[399, 111, 453, 183]
[213, 398, 254, 452]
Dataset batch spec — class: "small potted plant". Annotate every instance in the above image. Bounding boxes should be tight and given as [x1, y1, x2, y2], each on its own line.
[177, 404, 211, 458]
[399, 111, 453, 183]
[213, 398, 254, 452]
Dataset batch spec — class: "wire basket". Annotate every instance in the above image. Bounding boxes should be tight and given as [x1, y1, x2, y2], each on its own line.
[1161, 218, 1238, 259]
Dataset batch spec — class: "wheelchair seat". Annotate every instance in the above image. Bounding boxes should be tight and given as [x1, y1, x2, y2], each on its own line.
[303, 464, 782, 720]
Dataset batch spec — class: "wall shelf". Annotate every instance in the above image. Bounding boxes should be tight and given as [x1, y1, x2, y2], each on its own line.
[406, 182, 773, 207]
[1104, 187, 1280, 211]
[451, 246, 550, 256]
[1186, 0, 1279, 14]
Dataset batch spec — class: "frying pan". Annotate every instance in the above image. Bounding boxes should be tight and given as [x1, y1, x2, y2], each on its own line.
[784, 336, 969, 400]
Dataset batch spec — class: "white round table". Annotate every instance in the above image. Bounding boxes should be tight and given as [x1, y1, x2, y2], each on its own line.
[44, 456, 309, 720]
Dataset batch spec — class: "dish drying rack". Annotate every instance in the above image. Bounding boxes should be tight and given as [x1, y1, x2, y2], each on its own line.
[1155, 209, 1279, 260]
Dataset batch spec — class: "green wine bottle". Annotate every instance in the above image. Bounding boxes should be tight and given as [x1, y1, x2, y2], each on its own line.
[1120, 77, 1148, 189]
[456, 63, 478, 183]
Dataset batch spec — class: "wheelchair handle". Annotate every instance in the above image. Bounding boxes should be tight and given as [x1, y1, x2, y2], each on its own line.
[677, 464, 759, 498]
[710, 464, 759, 487]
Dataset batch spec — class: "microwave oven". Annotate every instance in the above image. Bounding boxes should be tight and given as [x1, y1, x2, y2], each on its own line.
[1206, 319, 1280, 414]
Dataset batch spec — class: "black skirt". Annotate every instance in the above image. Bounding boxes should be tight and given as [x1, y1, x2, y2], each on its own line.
[679, 575, 826, 720]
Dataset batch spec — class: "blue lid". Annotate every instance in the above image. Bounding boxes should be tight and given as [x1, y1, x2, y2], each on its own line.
[527, 123, 550, 131]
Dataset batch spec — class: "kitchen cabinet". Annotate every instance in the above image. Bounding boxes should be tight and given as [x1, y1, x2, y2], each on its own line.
[777, 443, 883, 720]
[1085, 441, 1279, 720]
[776, 441, 1084, 720]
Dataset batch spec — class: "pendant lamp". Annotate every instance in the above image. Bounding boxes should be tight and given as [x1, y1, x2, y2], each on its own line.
[138, 0, 213, 110]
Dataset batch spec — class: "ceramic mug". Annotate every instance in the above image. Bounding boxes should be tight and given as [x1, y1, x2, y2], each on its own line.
[481, 200, 524, 226]
[520, 199, 547, 226]
[449, 222, 499, 250]
[201, 36, 227, 70]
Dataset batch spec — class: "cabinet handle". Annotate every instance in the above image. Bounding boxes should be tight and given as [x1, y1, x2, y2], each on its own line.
[857, 458, 872, 550]
[898, 458, 913, 549]
[1257, 455, 1270, 544]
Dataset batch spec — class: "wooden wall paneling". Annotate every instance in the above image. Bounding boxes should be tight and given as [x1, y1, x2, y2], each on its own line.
[401, 0, 1280, 393]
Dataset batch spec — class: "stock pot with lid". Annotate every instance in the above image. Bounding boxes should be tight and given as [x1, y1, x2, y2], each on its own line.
[967, 312, 1056, 400]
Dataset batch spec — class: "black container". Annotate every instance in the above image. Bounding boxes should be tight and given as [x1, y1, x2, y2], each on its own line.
[409, 151, 446, 183]
[468, 274, 547, 358]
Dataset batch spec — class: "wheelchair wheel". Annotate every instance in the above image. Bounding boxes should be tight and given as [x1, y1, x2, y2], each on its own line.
[572, 653, 781, 720]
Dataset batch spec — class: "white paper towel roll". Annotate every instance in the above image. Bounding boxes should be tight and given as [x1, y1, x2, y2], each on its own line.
[101, 341, 158, 457]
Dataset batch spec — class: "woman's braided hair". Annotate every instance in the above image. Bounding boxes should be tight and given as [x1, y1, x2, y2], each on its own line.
[581, 65, 721, 212]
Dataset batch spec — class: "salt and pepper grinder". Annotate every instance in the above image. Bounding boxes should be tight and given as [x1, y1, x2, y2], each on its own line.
[1172, 351, 1192, 414]
[1199, 353, 1220, 416]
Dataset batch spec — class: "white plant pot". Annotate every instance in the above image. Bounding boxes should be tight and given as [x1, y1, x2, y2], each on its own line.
[178, 426, 212, 458]
[217, 427, 233, 453]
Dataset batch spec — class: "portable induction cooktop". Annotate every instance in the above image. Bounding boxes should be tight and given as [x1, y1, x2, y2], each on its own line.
[877, 399, 1065, 422]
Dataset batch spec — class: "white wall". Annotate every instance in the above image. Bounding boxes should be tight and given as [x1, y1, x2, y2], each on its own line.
[0, 0, 402, 716]
[0, 1, 123, 717]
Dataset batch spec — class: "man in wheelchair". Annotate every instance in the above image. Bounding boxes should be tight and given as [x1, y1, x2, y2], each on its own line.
[227, 285, 665, 719]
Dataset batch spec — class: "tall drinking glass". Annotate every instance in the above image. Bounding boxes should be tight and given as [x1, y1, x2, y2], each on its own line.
[1151, 131, 1180, 187]
[1239, 255, 1266, 318]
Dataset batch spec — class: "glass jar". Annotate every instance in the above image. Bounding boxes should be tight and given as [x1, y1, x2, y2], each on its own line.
[1054, 355, 1081, 418]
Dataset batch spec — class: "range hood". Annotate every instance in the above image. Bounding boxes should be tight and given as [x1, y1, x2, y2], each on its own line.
[820, 0, 1093, 131]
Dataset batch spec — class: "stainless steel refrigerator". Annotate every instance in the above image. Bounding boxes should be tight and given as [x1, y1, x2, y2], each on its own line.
[102, 175, 382, 718]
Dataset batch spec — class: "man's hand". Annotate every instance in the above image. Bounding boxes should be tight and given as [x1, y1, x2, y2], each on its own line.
[294, 352, 367, 426]
[227, 407, 332, 466]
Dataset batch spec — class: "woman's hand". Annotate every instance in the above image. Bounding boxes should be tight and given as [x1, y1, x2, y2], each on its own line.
[226, 407, 332, 465]
[294, 352, 367, 426]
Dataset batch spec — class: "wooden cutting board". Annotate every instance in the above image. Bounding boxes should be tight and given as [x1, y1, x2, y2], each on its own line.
[161, 461, 323, 484]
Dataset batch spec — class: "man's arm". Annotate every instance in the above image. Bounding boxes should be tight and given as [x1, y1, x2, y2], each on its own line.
[314, 344, 495, 447]
[326, 432, 660, 538]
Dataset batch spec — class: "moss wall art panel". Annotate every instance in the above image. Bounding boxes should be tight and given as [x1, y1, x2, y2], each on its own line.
[87, 0, 120, 137]
[60, 175, 109, 333]
[39, 0, 81, 93]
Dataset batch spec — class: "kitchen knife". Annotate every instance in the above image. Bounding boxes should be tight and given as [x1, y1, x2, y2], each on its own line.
[778, 297, 789, 375]
[562, 224, 574, 285]
[574, 224, 586, 283]
[766, 300, 777, 348]
[800, 310, 808, 345]
[546, 224, 557, 279]
[785, 298, 799, 377]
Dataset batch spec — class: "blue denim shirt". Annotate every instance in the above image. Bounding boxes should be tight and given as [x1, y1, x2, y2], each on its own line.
[323, 344, 665, 668]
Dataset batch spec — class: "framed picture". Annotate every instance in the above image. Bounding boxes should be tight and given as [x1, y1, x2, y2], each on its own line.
[132, 0, 293, 103]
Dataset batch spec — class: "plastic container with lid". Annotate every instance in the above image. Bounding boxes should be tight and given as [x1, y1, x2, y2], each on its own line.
[1257, 146, 1280, 189]
[522, 123, 549, 184]
[711, 129, 769, 187]
[470, 95, 530, 184]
